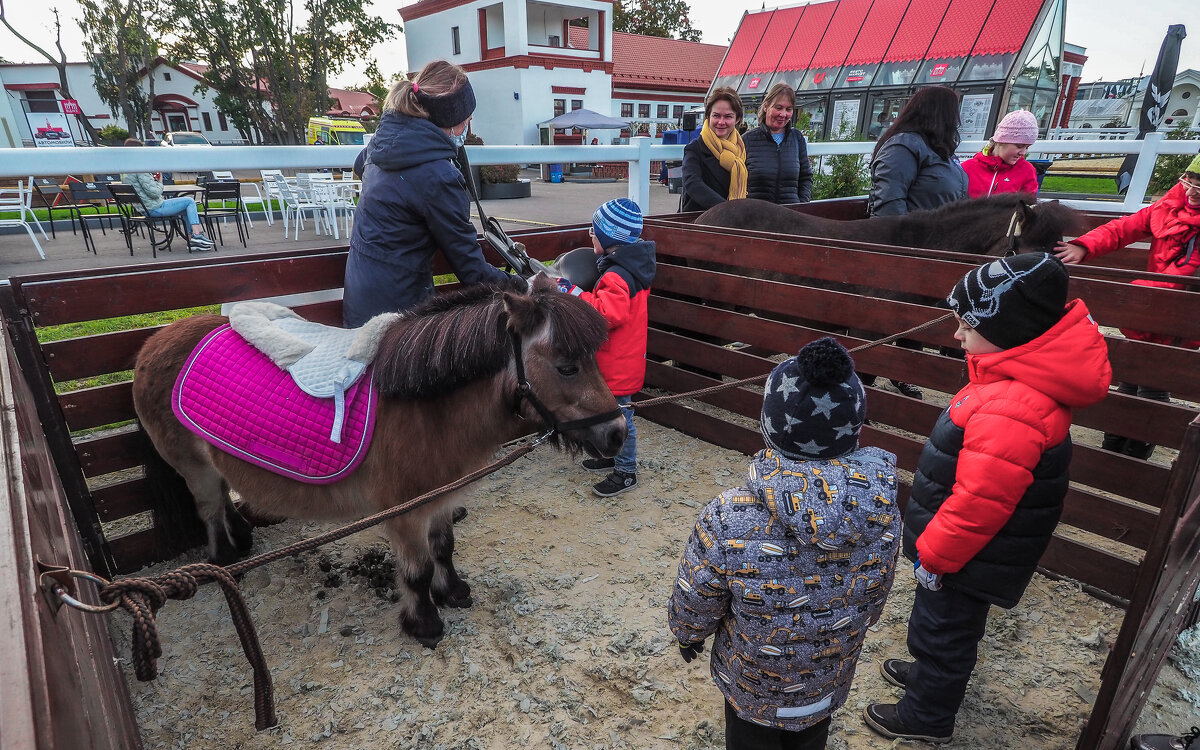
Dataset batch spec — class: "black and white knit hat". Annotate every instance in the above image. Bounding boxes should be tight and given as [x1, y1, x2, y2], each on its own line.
[760, 337, 866, 461]
[947, 253, 1068, 350]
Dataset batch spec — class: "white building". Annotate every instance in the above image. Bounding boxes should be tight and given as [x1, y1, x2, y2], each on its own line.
[1, 62, 111, 145]
[1069, 69, 1199, 132]
[398, 0, 724, 145]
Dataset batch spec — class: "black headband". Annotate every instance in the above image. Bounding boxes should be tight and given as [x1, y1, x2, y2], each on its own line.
[414, 80, 477, 128]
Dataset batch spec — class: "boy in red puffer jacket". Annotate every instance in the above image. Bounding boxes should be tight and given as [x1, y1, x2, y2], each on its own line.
[962, 109, 1041, 199]
[558, 198, 656, 497]
[1055, 152, 1200, 458]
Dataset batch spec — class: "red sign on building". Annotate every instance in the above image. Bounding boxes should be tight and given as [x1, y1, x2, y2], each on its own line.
[748, 77, 761, 89]
[930, 64, 949, 77]
[60, 99, 83, 115]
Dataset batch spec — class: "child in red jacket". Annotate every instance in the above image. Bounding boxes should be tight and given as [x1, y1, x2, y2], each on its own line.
[559, 198, 656, 496]
[961, 110, 1041, 199]
[1055, 153, 1200, 457]
[864, 253, 1111, 743]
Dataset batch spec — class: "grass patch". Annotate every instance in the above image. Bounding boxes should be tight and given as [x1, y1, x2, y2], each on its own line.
[1041, 176, 1118, 195]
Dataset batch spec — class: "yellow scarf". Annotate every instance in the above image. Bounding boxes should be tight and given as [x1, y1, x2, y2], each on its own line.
[700, 122, 748, 201]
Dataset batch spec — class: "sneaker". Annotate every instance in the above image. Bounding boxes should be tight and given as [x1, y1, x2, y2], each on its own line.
[593, 470, 637, 497]
[1131, 727, 1200, 750]
[863, 703, 952, 744]
[892, 380, 923, 400]
[189, 233, 215, 248]
[1101, 433, 1129, 454]
[582, 457, 615, 472]
[880, 659, 911, 688]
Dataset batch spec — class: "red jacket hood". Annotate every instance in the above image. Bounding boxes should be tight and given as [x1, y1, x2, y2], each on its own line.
[966, 299, 1112, 408]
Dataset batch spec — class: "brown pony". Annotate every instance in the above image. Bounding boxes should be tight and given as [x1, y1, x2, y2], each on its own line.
[132, 275, 626, 648]
[696, 194, 1085, 256]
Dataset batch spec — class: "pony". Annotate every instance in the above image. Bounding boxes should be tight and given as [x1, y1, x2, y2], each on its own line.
[132, 275, 626, 648]
[696, 194, 1085, 256]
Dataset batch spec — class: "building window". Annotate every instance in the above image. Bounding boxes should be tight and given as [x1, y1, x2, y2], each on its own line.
[554, 99, 566, 117]
[638, 103, 650, 118]
[571, 99, 583, 111]
[202, 112, 213, 130]
[218, 111, 228, 130]
[25, 91, 59, 113]
[164, 72, 172, 81]
[673, 105, 684, 119]
[657, 104, 668, 118]
[452, 27, 460, 55]
[621, 102, 633, 118]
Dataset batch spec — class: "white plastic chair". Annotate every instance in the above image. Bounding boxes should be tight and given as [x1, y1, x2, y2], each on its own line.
[310, 180, 356, 240]
[272, 174, 324, 240]
[211, 170, 256, 228]
[0, 178, 47, 259]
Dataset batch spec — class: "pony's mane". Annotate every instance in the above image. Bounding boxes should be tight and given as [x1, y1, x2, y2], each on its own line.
[372, 278, 608, 399]
[907, 194, 1082, 252]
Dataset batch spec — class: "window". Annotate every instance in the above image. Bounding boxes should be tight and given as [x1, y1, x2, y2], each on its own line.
[451, 27, 460, 55]
[621, 102, 633, 118]
[554, 99, 566, 117]
[218, 111, 228, 130]
[164, 72, 172, 81]
[673, 105, 684, 119]
[202, 112, 213, 130]
[25, 91, 59, 114]
[638, 103, 650, 118]
[657, 104, 668, 118]
[571, 99, 583, 111]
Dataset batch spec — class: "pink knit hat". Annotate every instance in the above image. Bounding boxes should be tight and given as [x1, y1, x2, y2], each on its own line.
[991, 110, 1038, 145]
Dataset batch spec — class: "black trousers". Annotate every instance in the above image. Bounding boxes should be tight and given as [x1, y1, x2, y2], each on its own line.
[896, 584, 992, 733]
[725, 701, 830, 750]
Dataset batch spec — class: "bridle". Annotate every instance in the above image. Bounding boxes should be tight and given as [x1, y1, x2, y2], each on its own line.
[1004, 204, 1027, 256]
[508, 330, 623, 439]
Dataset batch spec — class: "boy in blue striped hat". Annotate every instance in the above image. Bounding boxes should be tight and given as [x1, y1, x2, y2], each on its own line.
[558, 198, 656, 496]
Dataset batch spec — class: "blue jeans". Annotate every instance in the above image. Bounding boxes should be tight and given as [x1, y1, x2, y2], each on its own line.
[615, 395, 637, 474]
[148, 197, 200, 228]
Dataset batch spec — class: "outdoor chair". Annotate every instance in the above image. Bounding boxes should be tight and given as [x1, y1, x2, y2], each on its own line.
[271, 174, 325, 240]
[33, 177, 113, 246]
[257, 169, 284, 226]
[108, 183, 185, 257]
[0, 179, 46, 260]
[198, 179, 246, 248]
[210, 170, 260, 228]
[66, 181, 117, 254]
[309, 179, 356, 240]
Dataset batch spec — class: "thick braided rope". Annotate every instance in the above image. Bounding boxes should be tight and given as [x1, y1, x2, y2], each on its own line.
[631, 312, 955, 410]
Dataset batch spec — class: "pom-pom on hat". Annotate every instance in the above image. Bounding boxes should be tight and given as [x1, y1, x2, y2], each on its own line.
[592, 198, 643, 249]
[947, 253, 1068, 351]
[760, 337, 866, 461]
[991, 110, 1038, 145]
[415, 79, 477, 129]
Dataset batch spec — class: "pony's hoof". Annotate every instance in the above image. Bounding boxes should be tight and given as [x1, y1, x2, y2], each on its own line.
[452, 506, 468, 524]
[433, 581, 472, 608]
[402, 613, 445, 649]
[415, 633, 444, 649]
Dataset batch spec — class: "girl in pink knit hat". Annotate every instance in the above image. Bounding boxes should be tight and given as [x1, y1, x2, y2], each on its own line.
[962, 109, 1041, 198]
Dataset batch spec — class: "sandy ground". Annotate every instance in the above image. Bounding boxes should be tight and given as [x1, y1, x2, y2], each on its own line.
[109, 418, 1200, 749]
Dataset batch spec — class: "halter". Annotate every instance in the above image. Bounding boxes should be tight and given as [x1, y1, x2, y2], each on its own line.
[508, 330, 623, 436]
[1004, 205, 1026, 256]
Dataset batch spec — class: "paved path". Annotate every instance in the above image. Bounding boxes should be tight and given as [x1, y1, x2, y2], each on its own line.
[0, 173, 683, 280]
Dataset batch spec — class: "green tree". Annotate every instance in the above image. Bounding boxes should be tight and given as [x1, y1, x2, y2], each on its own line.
[165, 0, 397, 144]
[613, 0, 701, 42]
[799, 111, 871, 201]
[1147, 122, 1197, 197]
[78, 0, 162, 139]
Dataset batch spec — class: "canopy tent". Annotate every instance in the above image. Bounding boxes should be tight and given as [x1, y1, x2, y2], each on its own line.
[538, 108, 630, 130]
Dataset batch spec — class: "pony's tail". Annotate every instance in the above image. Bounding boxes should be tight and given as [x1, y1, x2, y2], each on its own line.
[141, 428, 208, 556]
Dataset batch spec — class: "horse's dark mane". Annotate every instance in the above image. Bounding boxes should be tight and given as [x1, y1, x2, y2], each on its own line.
[372, 279, 608, 399]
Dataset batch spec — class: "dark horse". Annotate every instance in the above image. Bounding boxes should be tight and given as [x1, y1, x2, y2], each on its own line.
[697, 194, 1085, 256]
[132, 275, 626, 648]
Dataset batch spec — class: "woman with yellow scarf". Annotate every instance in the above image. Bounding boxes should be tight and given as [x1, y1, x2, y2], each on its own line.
[681, 87, 748, 212]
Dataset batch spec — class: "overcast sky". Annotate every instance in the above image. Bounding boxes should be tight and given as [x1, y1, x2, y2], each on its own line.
[1, 0, 1196, 89]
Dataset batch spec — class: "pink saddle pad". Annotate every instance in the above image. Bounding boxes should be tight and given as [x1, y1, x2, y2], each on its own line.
[172, 324, 376, 484]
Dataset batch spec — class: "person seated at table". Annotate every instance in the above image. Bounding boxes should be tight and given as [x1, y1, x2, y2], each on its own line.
[121, 138, 215, 250]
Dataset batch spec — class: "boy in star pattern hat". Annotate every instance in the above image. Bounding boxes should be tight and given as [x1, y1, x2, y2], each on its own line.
[668, 337, 900, 749]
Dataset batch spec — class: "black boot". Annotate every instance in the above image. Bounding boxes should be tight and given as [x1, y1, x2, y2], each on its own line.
[1101, 433, 1129, 454]
[1122, 440, 1156, 460]
[1130, 726, 1200, 750]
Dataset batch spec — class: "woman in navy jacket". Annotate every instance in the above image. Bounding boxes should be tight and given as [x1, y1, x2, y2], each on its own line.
[743, 83, 812, 204]
[343, 60, 509, 327]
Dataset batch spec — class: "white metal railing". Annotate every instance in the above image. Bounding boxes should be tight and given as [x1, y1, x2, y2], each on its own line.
[0, 133, 1196, 215]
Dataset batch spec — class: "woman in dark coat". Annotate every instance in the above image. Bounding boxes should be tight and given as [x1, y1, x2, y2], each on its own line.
[342, 60, 510, 327]
[743, 83, 812, 204]
[680, 87, 747, 213]
[869, 86, 968, 216]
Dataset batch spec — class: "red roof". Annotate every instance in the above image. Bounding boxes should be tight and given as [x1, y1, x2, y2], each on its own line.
[745, 6, 806, 74]
[883, 0, 952, 62]
[612, 32, 726, 91]
[973, 0, 1042, 56]
[925, 0, 995, 58]
[718, 10, 774, 77]
[808, 0, 873, 69]
[327, 87, 379, 116]
[843, 0, 912, 66]
[777, 1, 837, 72]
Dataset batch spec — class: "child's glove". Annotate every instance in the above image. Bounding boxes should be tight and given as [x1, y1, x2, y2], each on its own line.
[914, 557, 943, 591]
[678, 640, 705, 664]
[556, 277, 583, 296]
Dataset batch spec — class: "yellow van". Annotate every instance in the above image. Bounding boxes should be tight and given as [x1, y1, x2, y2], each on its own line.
[306, 117, 367, 146]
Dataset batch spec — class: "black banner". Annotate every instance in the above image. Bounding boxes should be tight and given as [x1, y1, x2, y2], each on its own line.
[1115, 24, 1187, 193]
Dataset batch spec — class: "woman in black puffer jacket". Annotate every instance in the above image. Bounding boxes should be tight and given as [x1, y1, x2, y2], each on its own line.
[743, 83, 812, 204]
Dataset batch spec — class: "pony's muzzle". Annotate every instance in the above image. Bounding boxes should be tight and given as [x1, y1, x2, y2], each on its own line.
[583, 415, 627, 458]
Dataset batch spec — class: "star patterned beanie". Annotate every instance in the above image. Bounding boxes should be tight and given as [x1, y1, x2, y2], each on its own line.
[760, 337, 866, 461]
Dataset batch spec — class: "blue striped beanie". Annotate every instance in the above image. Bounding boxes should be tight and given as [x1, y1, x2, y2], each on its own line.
[592, 198, 643, 249]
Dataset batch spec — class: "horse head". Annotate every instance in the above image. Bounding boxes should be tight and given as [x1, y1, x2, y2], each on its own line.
[503, 274, 626, 457]
[983, 196, 1086, 257]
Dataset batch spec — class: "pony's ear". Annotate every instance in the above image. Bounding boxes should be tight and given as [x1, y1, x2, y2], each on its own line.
[530, 272, 558, 293]
[503, 287, 547, 335]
